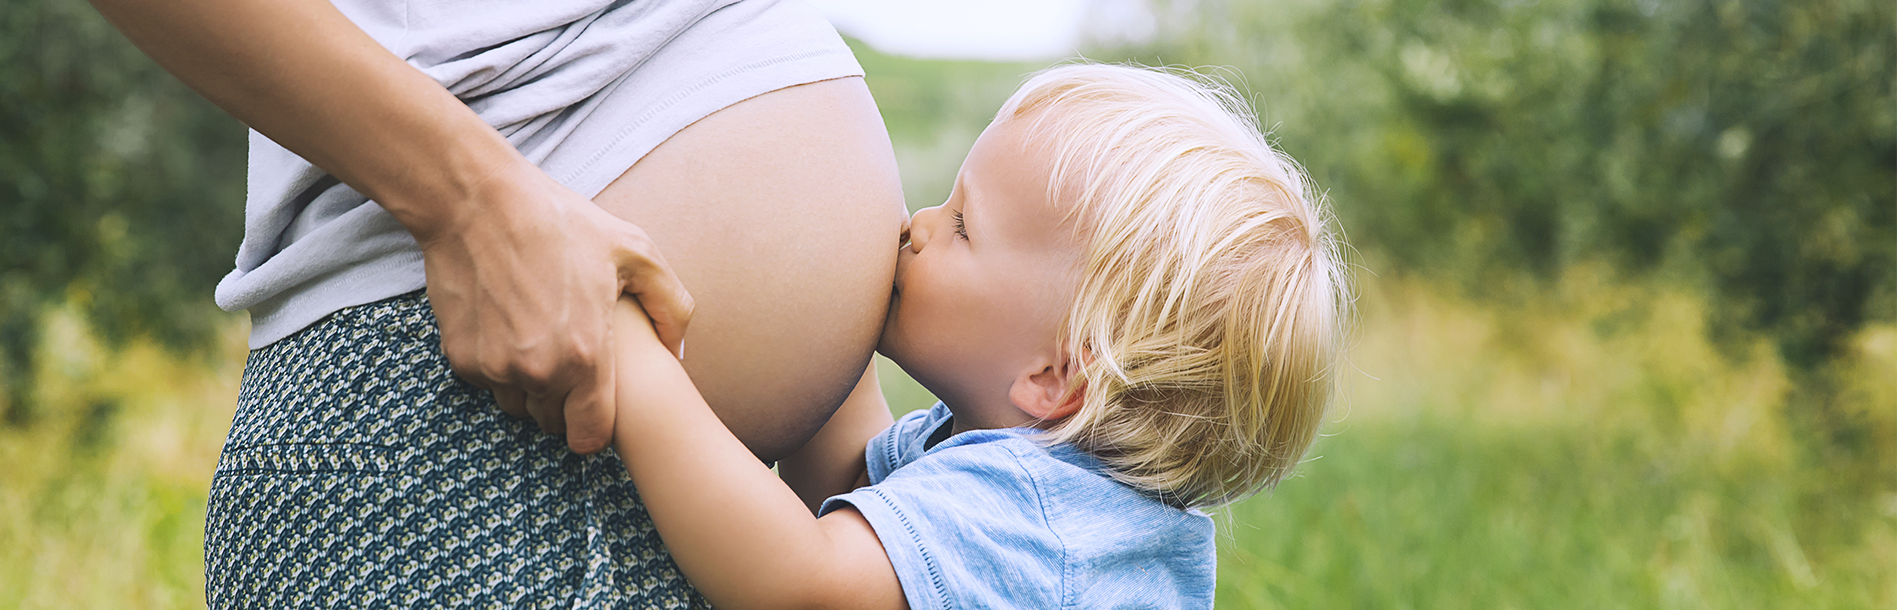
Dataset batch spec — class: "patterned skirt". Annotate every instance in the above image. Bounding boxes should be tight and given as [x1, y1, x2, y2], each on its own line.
[205, 291, 707, 609]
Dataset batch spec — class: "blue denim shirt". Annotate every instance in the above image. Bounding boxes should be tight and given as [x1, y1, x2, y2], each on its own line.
[821, 404, 1215, 609]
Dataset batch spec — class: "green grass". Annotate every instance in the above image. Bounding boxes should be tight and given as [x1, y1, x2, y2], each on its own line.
[0, 310, 238, 609]
[1214, 417, 1891, 609]
[885, 340, 1896, 608]
[5, 277, 1890, 608]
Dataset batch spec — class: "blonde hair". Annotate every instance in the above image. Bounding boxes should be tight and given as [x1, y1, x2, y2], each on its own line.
[1000, 63, 1350, 508]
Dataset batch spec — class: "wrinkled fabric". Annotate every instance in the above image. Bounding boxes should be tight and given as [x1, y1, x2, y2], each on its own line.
[821, 404, 1218, 610]
[216, 0, 862, 347]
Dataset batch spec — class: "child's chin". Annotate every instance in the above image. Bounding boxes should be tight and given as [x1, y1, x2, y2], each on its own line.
[875, 335, 911, 370]
[874, 299, 905, 356]
[874, 337, 932, 388]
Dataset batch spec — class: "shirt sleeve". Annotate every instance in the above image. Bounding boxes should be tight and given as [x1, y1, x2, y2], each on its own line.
[821, 442, 1065, 610]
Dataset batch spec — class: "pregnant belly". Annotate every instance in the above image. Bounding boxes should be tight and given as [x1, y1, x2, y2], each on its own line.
[592, 76, 906, 461]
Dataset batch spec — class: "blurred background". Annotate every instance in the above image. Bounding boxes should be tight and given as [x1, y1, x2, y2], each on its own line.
[2, 0, 1892, 607]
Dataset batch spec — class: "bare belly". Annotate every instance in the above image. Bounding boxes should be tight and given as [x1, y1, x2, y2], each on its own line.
[592, 76, 906, 461]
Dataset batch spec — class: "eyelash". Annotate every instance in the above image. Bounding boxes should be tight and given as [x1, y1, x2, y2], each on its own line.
[953, 210, 968, 241]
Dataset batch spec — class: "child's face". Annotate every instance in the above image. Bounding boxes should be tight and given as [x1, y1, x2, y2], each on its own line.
[879, 115, 1084, 429]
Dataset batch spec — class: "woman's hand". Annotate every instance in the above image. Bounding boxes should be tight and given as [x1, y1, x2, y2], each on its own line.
[421, 159, 694, 454]
[85, 0, 692, 453]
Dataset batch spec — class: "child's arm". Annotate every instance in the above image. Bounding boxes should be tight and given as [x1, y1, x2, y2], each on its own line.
[609, 298, 907, 610]
[778, 363, 894, 514]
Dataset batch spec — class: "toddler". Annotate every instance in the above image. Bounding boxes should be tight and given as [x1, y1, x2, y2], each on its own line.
[608, 63, 1349, 609]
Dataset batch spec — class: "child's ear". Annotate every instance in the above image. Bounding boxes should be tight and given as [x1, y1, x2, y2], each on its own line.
[1008, 354, 1085, 422]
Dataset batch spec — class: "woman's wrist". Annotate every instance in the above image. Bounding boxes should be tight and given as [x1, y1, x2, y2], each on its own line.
[389, 150, 546, 247]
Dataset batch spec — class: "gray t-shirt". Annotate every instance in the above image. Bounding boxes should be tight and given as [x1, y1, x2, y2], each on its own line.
[216, 0, 863, 347]
[822, 404, 1218, 609]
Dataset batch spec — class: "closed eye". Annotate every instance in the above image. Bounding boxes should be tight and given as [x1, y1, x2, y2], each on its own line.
[953, 210, 968, 241]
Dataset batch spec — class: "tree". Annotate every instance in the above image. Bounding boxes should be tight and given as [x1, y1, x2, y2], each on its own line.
[1125, 0, 1894, 368]
[0, 0, 246, 423]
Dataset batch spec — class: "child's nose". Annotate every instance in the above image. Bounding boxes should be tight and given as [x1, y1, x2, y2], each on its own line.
[908, 206, 944, 252]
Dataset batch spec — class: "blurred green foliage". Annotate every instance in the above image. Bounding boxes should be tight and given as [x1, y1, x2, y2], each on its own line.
[1097, 0, 1896, 515]
[16, 0, 1882, 426]
[1121, 0, 1894, 369]
[847, 39, 1045, 213]
[0, 0, 247, 424]
[845, 10, 1896, 602]
[2, 1, 1892, 607]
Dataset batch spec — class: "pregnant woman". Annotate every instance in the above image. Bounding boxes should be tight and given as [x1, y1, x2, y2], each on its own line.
[86, 0, 905, 606]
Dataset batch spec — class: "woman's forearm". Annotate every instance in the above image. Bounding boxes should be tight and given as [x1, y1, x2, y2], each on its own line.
[86, 0, 517, 236]
[88, 0, 699, 453]
[610, 300, 904, 610]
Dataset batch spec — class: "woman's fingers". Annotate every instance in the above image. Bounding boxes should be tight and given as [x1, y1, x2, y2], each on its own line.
[525, 391, 568, 436]
[494, 387, 530, 419]
[417, 161, 634, 454]
[561, 350, 617, 455]
[418, 159, 696, 454]
[634, 270, 694, 360]
[597, 206, 695, 359]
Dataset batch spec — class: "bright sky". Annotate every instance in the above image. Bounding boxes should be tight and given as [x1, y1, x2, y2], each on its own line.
[807, 0, 1151, 61]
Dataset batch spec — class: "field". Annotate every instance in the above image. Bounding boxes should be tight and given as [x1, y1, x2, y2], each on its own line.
[1209, 279, 1895, 609]
[7, 270, 1889, 607]
[3, 5, 1893, 607]
[891, 275, 1896, 609]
